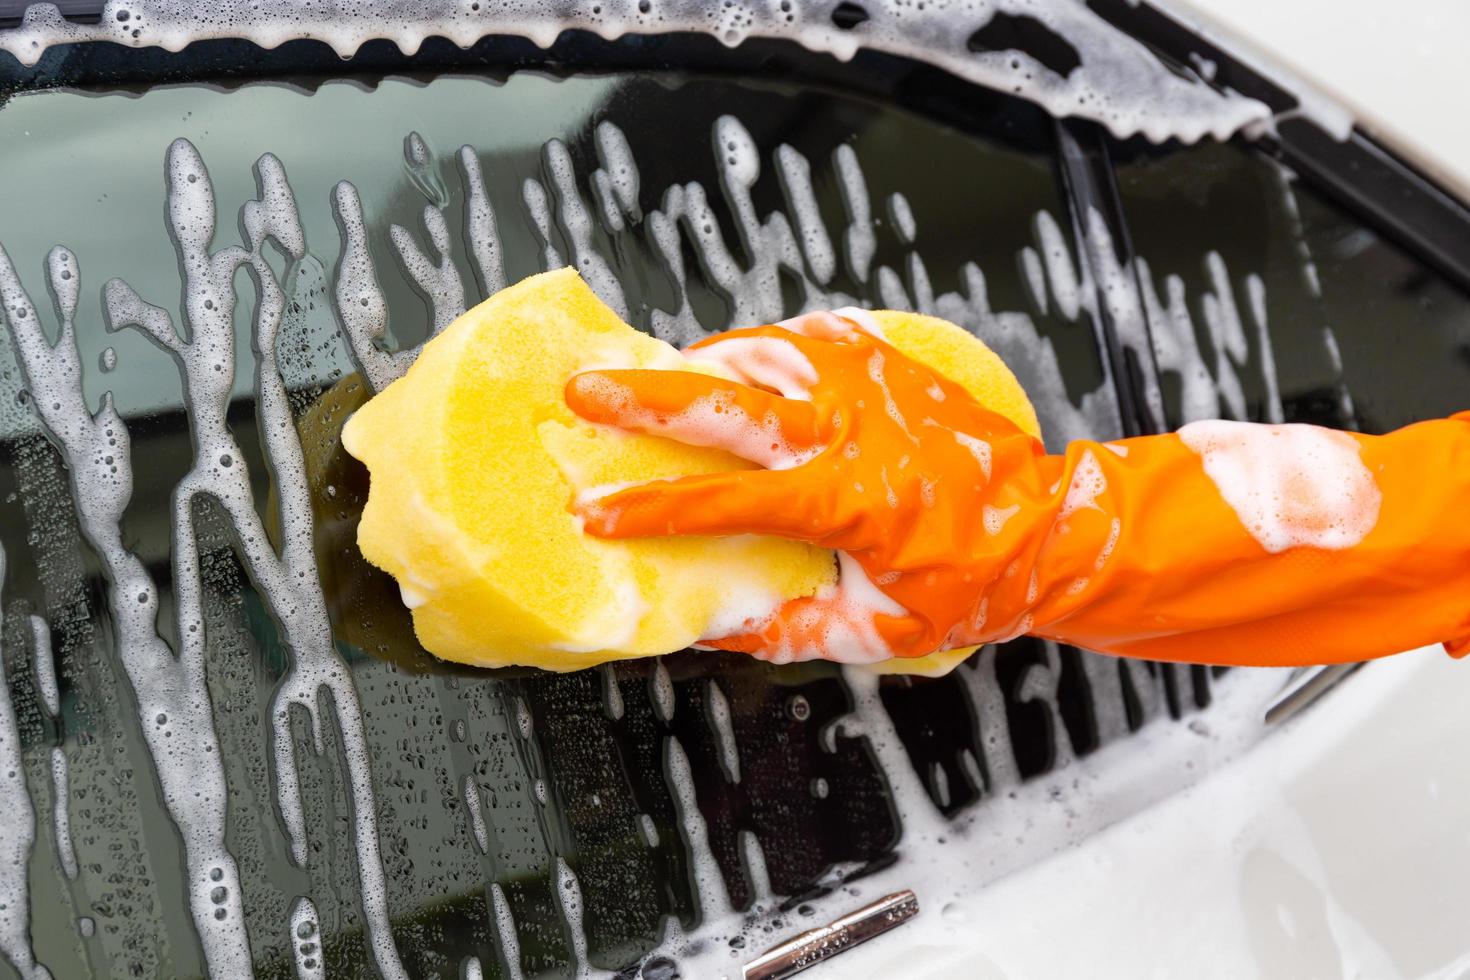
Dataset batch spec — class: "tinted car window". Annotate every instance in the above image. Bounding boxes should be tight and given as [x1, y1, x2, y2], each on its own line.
[1112, 137, 1470, 436]
[0, 60, 1278, 980]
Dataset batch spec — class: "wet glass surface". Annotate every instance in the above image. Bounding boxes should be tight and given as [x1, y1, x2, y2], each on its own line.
[0, 66, 1285, 980]
[1112, 137, 1470, 435]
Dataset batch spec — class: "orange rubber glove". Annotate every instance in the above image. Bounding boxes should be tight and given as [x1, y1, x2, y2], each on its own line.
[565, 310, 1470, 668]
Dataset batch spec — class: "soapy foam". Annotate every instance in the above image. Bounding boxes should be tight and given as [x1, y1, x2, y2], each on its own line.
[289, 897, 325, 980]
[834, 146, 876, 285]
[1245, 273, 1285, 424]
[641, 653, 1286, 978]
[29, 616, 59, 717]
[1059, 448, 1107, 519]
[1078, 208, 1167, 430]
[417, 106, 1299, 471]
[952, 431, 993, 481]
[546, 138, 630, 321]
[866, 349, 918, 443]
[983, 503, 1020, 536]
[755, 552, 908, 666]
[489, 884, 526, 980]
[463, 775, 490, 854]
[3, 145, 408, 978]
[553, 857, 593, 979]
[1034, 210, 1081, 321]
[0, 65, 1338, 976]
[1096, 517, 1123, 571]
[0, 547, 52, 980]
[705, 679, 742, 784]
[1179, 420, 1381, 554]
[6, 3, 1273, 144]
[570, 369, 818, 470]
[1, 237, 255, 975]
[700, 568, 788, 641]
[389, 190, 466, 333]
[48, 747, 77, 882]
[29, 618, 79, 882]
[650, 661, 676, 724]
[776, 144, 836, 285]
[1020, 246, 1048, 315]
[682, 336, 818, 401]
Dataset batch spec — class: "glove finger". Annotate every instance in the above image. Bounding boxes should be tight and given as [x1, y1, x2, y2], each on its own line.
[775, 308, 887, 342]
[682, 334, 820, 400]
[575, 466, 837, 540]
[566, 369, 821, 468]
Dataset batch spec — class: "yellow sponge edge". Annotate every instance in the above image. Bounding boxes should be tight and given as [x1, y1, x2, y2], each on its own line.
[342, 269, 1040, 672]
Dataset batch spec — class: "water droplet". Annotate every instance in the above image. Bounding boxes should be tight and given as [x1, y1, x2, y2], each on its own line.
[787, 694, 811, 721]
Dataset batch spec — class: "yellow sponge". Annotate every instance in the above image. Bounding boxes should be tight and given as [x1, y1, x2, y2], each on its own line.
[342, 269, 1040, 671]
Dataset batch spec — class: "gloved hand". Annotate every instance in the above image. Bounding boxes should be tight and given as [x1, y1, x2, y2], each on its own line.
[566, 310, 1470, 668]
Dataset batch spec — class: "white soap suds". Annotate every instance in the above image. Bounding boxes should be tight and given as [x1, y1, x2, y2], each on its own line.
[1245, 273, 1285, 424]
[389, 201, 465, 334]
[888, 192, 918, 243]
[571, 369, 818, 470]
[49, 748, 77, 882]
[0, 548, 51, 980]
[834, 146, 876, 284]
[777, 144, 836, 285]
[683, 336, 818, 401]
[1020, 246, 1048, 315]
[1034, 210, 1081, 321]
[463, 776, 490, 854]
[866, 349, 918, 443]
[983, 503, 1021, 536]
[1179, 420, 1381, 553]
[706, 679, 742, 784]
[26, 618, 79, 878]
[777, 307, 886, 342]
[952, 431, 993, 481]
[1059, 448, 1107, 519]
[636, 813, 659, 848]
[490, 884, 526, 980]
[28, 616, 59, 716]
[553, 857, 593, 980]
[752, 552, 907, 666]
[599, 663, 625, 721]
[3, 146, 408, 979]
[702, 570, 787, 643]
[1096, 517, 1123, 571]
[651, 660, 676, 723]
[0, 53, 1348, 978]
[664, 736, 735, 919]
[289, 897, 325, 980]
[17, 2, 1270, 145]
